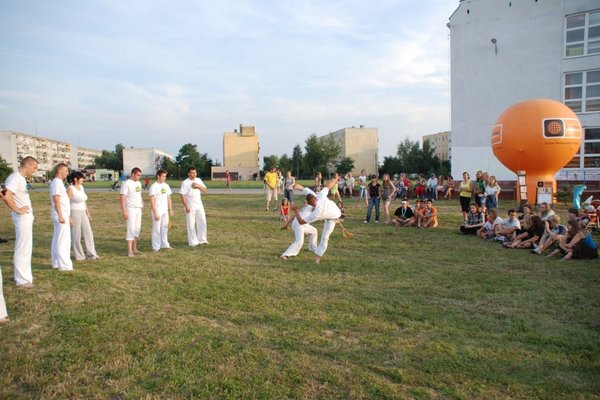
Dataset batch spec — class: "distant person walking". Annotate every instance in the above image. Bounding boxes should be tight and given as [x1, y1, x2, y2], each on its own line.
[3, 156, 38, 287]
[67, 171, 100, 261]
[180, 166, 209, 246]
[225, 170, 233, 192]
[149, 169, 174, 252]
[120, 167, 144, 257]
[50, 163, 73, 271]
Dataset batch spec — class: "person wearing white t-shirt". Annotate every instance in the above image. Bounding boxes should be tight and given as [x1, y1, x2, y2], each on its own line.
[50, 163, 73, 271]
[3, 156, 38, 287]
[180, 166, 209, 246]
[149, 169, 174, 252]
[355, 170, 368, 208]
[67, 171, 99, 261]
[292, 179, 342, 264]
[120, 167, 144, 257]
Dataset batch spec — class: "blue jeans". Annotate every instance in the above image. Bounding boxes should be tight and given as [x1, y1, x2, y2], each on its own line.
[284, 189, 293, 203]
[366, 197, 380, 222]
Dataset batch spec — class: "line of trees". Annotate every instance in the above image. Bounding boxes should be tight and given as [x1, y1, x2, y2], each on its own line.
[262, 134, 355, 179]
[381, 138, 450, 177]
[91, 143, 216, 178]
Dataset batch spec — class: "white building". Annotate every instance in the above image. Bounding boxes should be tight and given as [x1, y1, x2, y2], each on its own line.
[448, 0, 600, 181]
[122, 147, 173, 177]
[0, 130, 72, 178]
[70, 146, 102, 170]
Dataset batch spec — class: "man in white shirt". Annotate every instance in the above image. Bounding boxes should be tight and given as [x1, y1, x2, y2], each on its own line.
[120, 167, 144, 257]
[180, 166, 209, 246]
[149, 169, 174, 252]
[3, 156, 38, 287]
[280, 204, 318, 260]
[50, 163, 73, 271]
[292, 179, 342, 263]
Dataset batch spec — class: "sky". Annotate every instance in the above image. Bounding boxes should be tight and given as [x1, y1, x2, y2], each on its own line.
[0, 0, 458, 164]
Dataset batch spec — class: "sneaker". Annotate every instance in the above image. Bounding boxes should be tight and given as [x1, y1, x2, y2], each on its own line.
[531, 247, 542, 255]
[494, 236, 506, 242]
[375, 220, 379, 223]
[364, 220, 368, 223]
[273, 207, 278, 211]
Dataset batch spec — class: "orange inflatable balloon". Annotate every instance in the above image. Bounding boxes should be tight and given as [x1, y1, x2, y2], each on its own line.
[491, 99, 582, 203]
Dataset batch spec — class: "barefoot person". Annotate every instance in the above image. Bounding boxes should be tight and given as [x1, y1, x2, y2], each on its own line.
[149, 169, 174, 252]
[50, 163, 73, 271]
[291, 179, 342, 263]
[180, 166, 209, 247]
[120, 167, 144, 257]
[280, 203, 318, 260]
[3, 156, 38, 287]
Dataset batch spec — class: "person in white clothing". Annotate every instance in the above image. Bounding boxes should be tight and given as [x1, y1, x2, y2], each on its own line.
[292, 178, 342, 263]
[149, 169, 174, 252]
[180, 166, 209, 246]
[50, 163, 73, 271]
[280, 204, 318, 260]
[3, 156, 38, 287]
[67, 171, 99, 261]
[120, 167, 144, 257]
[0, 266, 8, 323]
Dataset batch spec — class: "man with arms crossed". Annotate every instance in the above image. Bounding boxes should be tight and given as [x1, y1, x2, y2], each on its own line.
[50, 163, 73, 271]
[149, 169, 174, 252]
[120, 167, 144, 257]
[180, 166, 209, 246]
[292, 178, 342, 264]
[3, 156, 38, 287]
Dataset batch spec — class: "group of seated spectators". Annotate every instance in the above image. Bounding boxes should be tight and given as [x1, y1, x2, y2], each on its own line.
[460, 202, 598, 260]
[390, 198, 438, 228]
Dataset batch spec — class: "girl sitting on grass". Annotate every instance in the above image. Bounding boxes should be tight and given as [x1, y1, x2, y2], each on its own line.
[548, 219, 598, 260]
[280, 198, 290, 224]
[503, 215, 545, 249]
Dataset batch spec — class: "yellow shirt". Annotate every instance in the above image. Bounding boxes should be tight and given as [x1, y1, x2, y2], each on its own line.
[265, 172, 278, 189]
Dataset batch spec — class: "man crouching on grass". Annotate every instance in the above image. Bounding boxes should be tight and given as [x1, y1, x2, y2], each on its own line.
[291, 178, 341, 264]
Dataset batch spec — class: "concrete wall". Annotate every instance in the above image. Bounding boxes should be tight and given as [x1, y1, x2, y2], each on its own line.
[327, 127, 378, 176]
[123, 148, 173, 177]
[223, 128, 260, 168]
[449, 0, 565, 180]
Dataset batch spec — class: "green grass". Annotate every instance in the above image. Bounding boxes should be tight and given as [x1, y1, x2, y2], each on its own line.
[0, 194, 599, 399]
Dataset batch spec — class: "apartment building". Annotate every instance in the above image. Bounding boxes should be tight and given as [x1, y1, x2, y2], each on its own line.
[422, 131, 450, 161]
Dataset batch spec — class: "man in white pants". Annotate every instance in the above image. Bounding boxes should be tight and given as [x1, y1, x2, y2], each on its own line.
[180, 166, 208, 246]
[292, 179, 342, 263]
[280, 204, 318, 260]
[50, 163, 73, 271]
[0, 266, 8, 323]
[120, 167, 143, 257]
[149, 169, 174, 252]
[3, 156, 38, 287]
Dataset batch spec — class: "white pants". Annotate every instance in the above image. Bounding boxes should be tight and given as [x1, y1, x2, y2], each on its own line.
[281, 220, 318, 257]
[126, 207, 142, 241]
[11, 212, 34, 285]
[151, 211, 170, 251]
[0, 267, 7, 319]
[71, 209, 97, 260]
[52, 214, 73, 271]
[315, 219, 337, 257]
[185, 206, 207, 246]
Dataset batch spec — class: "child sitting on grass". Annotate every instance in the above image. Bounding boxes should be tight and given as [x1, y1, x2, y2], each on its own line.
[280, 198, 290, 224]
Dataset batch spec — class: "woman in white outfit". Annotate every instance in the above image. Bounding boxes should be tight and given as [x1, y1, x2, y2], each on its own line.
[50, 163, 73, 271]
[67, 171, 99, 261]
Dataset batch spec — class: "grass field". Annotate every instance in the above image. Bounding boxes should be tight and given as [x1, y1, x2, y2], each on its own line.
[0, 192, 599, 399]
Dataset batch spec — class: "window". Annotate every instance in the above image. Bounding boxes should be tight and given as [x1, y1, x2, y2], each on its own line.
[566, 10, 600, 57]
[564, 69, 600, 113]
[564, 128, 600, 169]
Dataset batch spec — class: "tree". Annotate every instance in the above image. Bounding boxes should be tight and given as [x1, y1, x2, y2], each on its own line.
[320, 135, 342, 168]
[160, 157, 179, 179]
[381, 156, 402, 175]
[94, 143, 124, 171]
[291, 144, 303, 178]
[278, 154, 292, 174]
[262, 155, 279, 172]
[335, 157, 355, 175]
[175, 143, 213, 177]
[0, 156, 13, 182]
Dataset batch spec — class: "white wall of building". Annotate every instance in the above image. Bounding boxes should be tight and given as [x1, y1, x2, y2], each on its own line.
[449, 0, 600, 180]
[123, 148, 173, 177]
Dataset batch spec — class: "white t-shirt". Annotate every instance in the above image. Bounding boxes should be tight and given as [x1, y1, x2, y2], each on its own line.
[358, 175, 367, 188]
[483, 216, 503, 230]
[502, 218, 521, 230]
[50, 178, 70, 218]
[120, 179, 143, 208]
[149, 182, 172, 214]
[303, 187, 342, 223]
[4, 172, 32, 214]
[69, 185, 88, 211]
[180, 178, 206, 209]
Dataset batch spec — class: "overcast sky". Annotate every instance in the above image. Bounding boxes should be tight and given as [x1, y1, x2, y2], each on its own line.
[0, 0, 458, 164]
